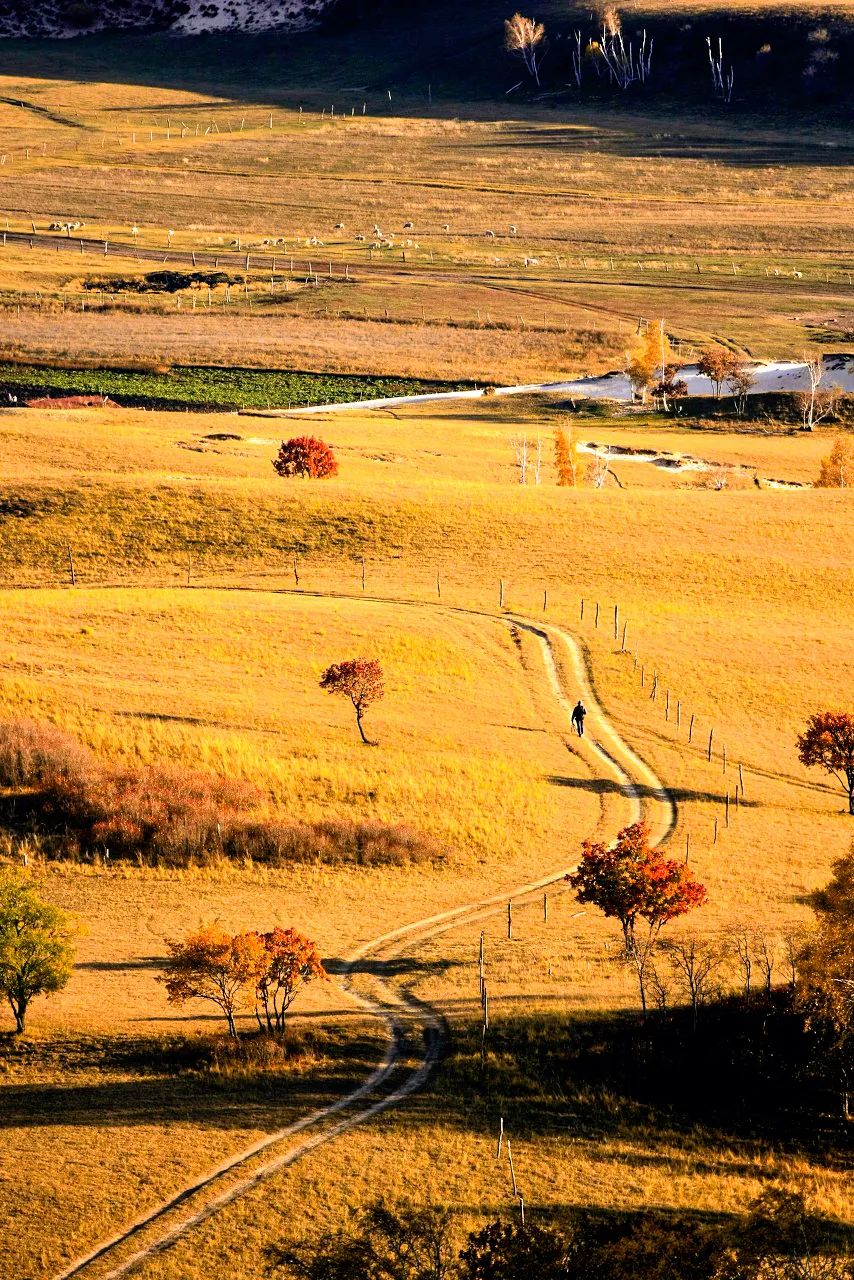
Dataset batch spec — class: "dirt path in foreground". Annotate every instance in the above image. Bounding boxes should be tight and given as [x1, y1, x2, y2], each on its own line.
[52, 605, 675, 1280]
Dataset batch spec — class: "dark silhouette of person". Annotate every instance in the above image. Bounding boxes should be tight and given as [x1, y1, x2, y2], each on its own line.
[571, 700, 587, 736]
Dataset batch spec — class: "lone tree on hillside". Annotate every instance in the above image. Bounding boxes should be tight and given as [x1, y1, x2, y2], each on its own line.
[0, 871, 75, 1033]
[797, 711, 854, 815]
[816, 435, 853, 488]
[161, 925, 265, 1039]
[504, 13, 547, 86]
[568, 821, 707, 1012]
[254, 927, 327, 1034]
[273, 436, 338, 479]
[320, 658, 385, 745]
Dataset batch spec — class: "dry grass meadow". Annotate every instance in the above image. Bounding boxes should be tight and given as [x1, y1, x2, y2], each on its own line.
[0, 6, 852, 1277]
[1, 397, 852, 1278]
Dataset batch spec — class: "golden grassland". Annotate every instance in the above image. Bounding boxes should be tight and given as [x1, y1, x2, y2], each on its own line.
[0, 399, 852, 1276]
[0, 70, 849, 374]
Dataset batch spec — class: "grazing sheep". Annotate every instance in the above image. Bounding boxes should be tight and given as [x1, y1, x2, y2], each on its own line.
[442, 223, 450, 232]
[793, 269, 803, 279]
[524, 257, 540, 267]
[509, 224, 517, 235]
[373, 224, 383, 235]
[334, 222, 345, 229]
[485, 230, 496, 239]
[403, 220, 414, 230]
[354, 233, 366, 241]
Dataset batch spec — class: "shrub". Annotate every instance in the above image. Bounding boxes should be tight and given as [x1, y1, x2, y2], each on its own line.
[273, 437, 338, 479]
[0, 719, 442, 869]
[0, 719, 93, 788]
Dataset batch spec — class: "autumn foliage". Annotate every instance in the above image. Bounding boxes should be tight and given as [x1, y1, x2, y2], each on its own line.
[553, 426, 579, 487]
[161, 924, 326, 1039]
[272, 436, 338, 479]
[816, 435, 853, 488]
[254, 928, 327, 1034]
[797, 710, 854, 815]
[0, 719, 440, 868]
[568, 821, 707, 1011]
[320, 658, 385, 744]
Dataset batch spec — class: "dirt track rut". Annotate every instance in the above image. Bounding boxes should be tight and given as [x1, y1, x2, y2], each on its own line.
[52, 607, 675, 1280]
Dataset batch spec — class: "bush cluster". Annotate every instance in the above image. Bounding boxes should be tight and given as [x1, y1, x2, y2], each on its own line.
[0, 719, 439, 869]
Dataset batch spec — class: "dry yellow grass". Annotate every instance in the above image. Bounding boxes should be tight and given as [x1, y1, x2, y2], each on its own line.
[0, 396, 851, 1277]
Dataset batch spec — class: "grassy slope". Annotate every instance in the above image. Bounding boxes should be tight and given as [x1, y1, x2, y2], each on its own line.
[0, 402, 851, 1274]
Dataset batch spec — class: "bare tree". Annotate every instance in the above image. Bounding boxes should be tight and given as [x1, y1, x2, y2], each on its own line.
[512, 433, 529, 484]
[726, 362, 755, 418]
[594, 8, 653, 90]
[797, 354, 831, 431]
[754, 931, 776, 998]
[504, 14, 547, 87]
[732, 928, 754, 1004]
[707, 37, 735, 103]
[663, 934, 723, 1031]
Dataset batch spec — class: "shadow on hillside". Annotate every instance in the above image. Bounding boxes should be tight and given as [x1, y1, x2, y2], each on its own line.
[545, 774, 761, 807]
[418, 998, 854, 1171]
[325, 955, 464, 979]
[0, 5, 851, 162]
[0, 1025, 380, 1131]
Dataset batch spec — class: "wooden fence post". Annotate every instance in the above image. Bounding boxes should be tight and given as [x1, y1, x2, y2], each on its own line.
[614, 604, 619, 640]
[66, 544, 76, 586]
[689, 713, 695, 744]
[361, 557, 366, 591]
[739, 762, 745, 799]
[499, 579, 504, 609]
[543, 892, 548, 923]
[708, 728, 714, 762]
[507, 901, 513, 940]
[293, 554, 299, 587]
[595, 602, 600, 629]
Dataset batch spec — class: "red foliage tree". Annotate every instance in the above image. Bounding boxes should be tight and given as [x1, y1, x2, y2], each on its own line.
[273, 436, 338, 479]
[253, 927, 327, 1034]
[797, 711, 854, 816]
[568, 821, 707, 1012]
[320, 658, 385, 745]
[160, 925, 265, 1039]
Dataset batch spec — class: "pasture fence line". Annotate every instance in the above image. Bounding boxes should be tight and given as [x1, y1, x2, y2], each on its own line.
[5, 550, 754, 860]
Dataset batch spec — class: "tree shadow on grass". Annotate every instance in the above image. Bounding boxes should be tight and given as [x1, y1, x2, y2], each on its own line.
[546, 774, 761, 807]
[0, 1024, 384, 1131]
[324, 955, 464, 979]
[422, 998, 854, 1172]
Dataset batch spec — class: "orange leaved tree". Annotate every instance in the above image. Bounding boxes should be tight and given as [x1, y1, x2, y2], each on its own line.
[160, 925, 265, 1039]
[568, 821, 707, 1012]
[797, 711, 854, 816]
[273, 436, 338, 479]
[320, 658, 385, 745]
[254, 928, 327, 1034]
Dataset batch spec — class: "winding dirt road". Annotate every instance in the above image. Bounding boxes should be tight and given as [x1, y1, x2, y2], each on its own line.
[52, 608, 675, 1280]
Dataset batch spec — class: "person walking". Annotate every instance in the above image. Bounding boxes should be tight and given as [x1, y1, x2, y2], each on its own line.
[571, 700, 587, 737]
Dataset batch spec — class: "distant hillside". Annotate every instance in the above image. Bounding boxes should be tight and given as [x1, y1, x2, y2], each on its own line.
[0, 0, 850, 120]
